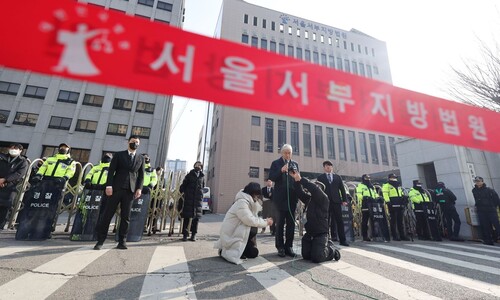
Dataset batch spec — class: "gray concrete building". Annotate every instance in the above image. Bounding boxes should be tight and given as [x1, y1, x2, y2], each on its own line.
[206, 0, 401, 213]
[0, 0, 185, 167]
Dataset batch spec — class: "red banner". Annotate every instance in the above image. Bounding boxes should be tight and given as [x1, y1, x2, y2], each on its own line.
[1, 0, 499, 152]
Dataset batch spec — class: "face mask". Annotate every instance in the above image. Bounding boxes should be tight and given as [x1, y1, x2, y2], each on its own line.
[102, 156, 111, 163]
[416, 184, 422, 188]
[129, 142, 139, 150]
[195, 166, 202, 171]
[389, 178, 397, 182]
[58, 148, 69, 155]
[145, 158, 150, 164]
[9, 149, 21, 156]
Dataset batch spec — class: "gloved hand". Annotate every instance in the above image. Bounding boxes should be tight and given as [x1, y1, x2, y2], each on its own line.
[56, 177, 67, 185]
[30, 175, 42, 184]
[84, 180, 92, 189]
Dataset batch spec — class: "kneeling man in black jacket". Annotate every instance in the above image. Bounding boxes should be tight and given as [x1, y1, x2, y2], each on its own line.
[290, 170, 335, 263]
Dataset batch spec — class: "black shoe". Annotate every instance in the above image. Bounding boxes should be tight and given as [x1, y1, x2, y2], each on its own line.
[181, 235, 188, 242]
[363, 237, 371, 242]
[483, 241, 494, 246]
[277, 248, 286, 257]
[93, 242, 103, 250]
[401, 237, 410, 241]
[339, 241, 350, 247]
[116, 242, 128, 250]
[189, 234, 196, 241]
[240, 254, 247, 259]
[450, 237, 465, 242]
[218, 249, 222, 257]
[271, 231, 275, 236]
[285, 247, 296, 257]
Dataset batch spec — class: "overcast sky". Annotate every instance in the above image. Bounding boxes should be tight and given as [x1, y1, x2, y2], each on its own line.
[167, 0, 500, 169]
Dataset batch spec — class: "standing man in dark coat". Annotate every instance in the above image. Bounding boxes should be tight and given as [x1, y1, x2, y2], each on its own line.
[94, 136, 145, 250]
[317, 160, 349, 246]
[261, 179, 276, 234]
[434, 181, 463, 241]
[472, 176, 500, 245]
[269, 144, 299, 258]
[179, 161, 204, 241]
[0, 144, 29, 230]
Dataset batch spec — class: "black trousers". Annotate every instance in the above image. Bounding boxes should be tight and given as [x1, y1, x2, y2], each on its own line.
[0, 190, 16, 229]
[275, 209, 295, 249]
[96, 188, 134, 242]
[181, 217, 199, 235]
[415, 211, 430, 239]
[477, 209, 500, 243]
[389, 206, 406, 240]
[442, 207, 461, 238]
[329, 202, 346, 243]
[361, 210, 370, 239]
[243, 227, 259, 258]
[301, 232, 333, 263]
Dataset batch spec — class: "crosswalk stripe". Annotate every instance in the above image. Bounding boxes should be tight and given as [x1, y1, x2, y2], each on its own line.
[0, 245, 111, 299]
[139, 246, 196, 300]
[344, 247, 500, 298]
[367, 244, 500, 275]
[0, 246, 39, 258]
[243, 256, 327, 300]
[324, 260, 441, 300]
[440, 243, 500, 254]
[406, 244, 500, 262]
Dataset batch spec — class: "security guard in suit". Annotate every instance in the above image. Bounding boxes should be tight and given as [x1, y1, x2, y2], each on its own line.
[84, 153, 112, 190]
[382, 174, 409, 241]
[31, 143, 76, 186]
[356, 174, 378, 241]
[408, 180, 431, 240]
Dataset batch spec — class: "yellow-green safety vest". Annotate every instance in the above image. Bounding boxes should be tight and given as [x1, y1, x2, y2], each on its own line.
[37, 153, 76, 179]
[85, 162, 110, 185]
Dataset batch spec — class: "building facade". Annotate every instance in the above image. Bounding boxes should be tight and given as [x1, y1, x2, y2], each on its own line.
[207, 0, 401, 213]
[0, 0, 185, 167]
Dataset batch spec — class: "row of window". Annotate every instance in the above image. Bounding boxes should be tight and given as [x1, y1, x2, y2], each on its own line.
[250, 116, 398, 166]
[137, 0, 173, 11]
[0, 109, 151, 138]
[0, 82, 156, 114]
[241, 35, 379, 77]
[243, 14, 376, 57]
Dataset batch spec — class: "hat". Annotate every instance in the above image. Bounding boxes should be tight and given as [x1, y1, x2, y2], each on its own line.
[58, 143, 70, 149]
[413, 180, 421, 185]
[388, 173, 397, 179]
[473, 176, 484, 182]
[437, 181, 445, 187]
[322, 160, 333, 167]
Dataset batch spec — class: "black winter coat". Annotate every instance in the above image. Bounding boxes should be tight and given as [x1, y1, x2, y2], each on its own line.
[434, 187, 457, 209]
[293, 178, 329, 236]
[472, 184, 500, 212]
[0, 154, 29, 191]
[268, 157, 299, 212]
[179, 169, 204, 218]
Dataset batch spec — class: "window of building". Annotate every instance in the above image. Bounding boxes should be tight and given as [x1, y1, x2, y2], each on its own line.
[359, 132, 368, 163]
[264, 118, 274, 152]
[359, 63, 365, 77]
[138, 0, 154, 7]
[328, 55, 335, 68]
[389, 137, 398, 166]
[75, 119, 97, 133]
[350, 42, 355, 51]
[251, 115, 260, 126]
[320, 35, 324, 43]
[344, 59, 350, 72]
[271, 21, 275, 31]
[336, 57, 343, 70]
[305, 49, 311, 62]
[262, 19, 266, 28]
[243, 14, 248, 24]
[241, 34, 249, 44]
[250, 140, 260, 151]
[367, 65, 373, 78]
[335, 38, 339, 47]
[303, 124, 312, 157]
[343, 40, 347, 49]
[264, 168, 270, 181]
[373, 66, 379, 75]
[13, 112, 38, 126]
[57, 90, 79, 103]
[295, 47, 302, 59]
[23, 85, 47, 99]
[0, 110, 9, 123]
[249, 166, 259, 178]
[296, 28, 300, 37]
[372, 48, 375, 56]
[251, 36, 258, 48]
[326, 127, 335, 159]
[107, 123, 128, 136]
[337, 129, 346, 161]
[253, 16, 257, 26]
[288, 26, 292, 35]
[270, 41, 276, 52]
[278, 120, 286, 151]
[113, 98, 133, 111]
[379, 135, 389, 165]
[42, 146, 90, 164]
[211, 167, 215, 178]
[369, 134, 379, 164]
[83, 94, 104, 107]
[260, 38, 267, 50]
[365, 46, 368, 55]
[48, 116, 72, 130]
[154, 18, 170, 24]
[305, 30, 309, 39]
[348, 130, 358, 162]
[287, 45, 294, 57]
[279, 24, 284, 33]
[157, 1, 172, 11]
[312, 32, 316, 41]
[0, 81, 20, 95]
[291, 121, 299, 154]
[315, 125, 324, 158]
[313, 52, 319, 64]
[321, 53, 327, 66]
[352, 61, 358, 75]
[132, 126, 151, 139]
[278, 43, 285, 55]
[358, 44, 362, 53]
[136, 101, 155, 114]
[328, 37, 332, 45]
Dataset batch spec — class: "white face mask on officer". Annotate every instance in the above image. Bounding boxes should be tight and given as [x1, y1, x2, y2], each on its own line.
[9, 149, 21, 157]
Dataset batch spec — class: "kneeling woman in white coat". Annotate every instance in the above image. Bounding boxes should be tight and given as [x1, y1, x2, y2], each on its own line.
[215, 182, 273, 264]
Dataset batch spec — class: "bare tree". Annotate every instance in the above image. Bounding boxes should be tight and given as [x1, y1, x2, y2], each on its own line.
[447, 39, 500, 112]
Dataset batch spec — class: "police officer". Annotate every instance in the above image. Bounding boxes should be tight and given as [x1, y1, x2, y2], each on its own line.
[0, 144, 29, 229]
[31, 143, 76, 186]
[434, 181, 463, 241]
[356, 174, 378, 242]
[408, 180, 431, 240]
[472, 176, 500, 245]
[141, 154, 158, 194]
[382, 174, 409, 241]
[84, 153, 112, 190]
